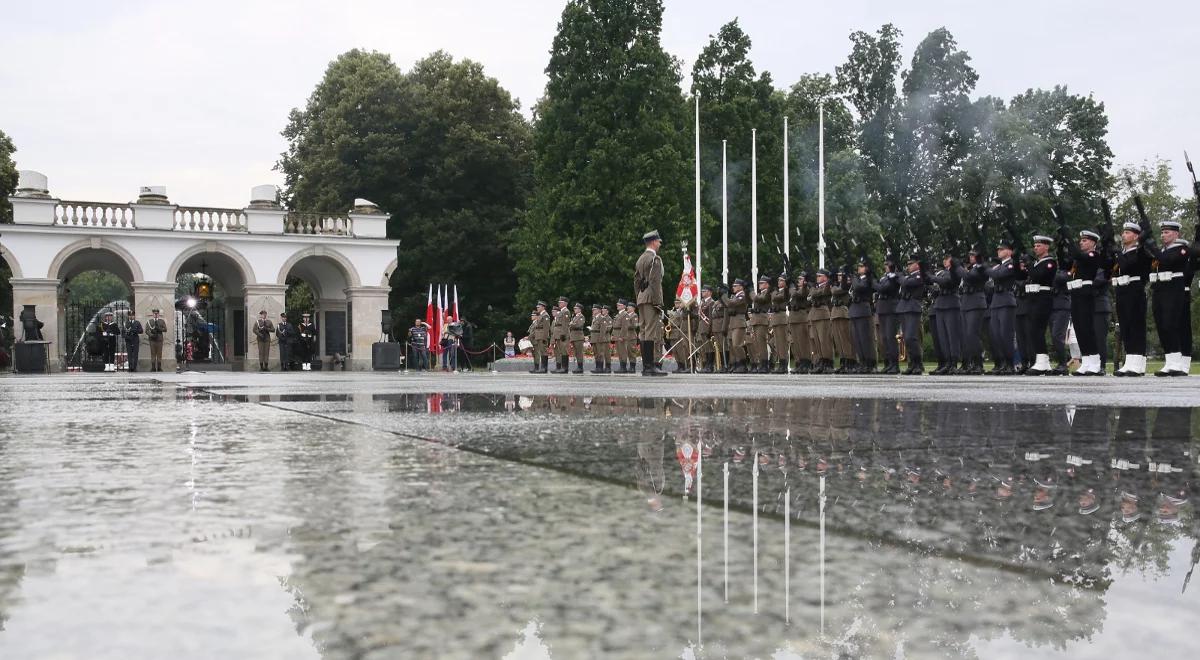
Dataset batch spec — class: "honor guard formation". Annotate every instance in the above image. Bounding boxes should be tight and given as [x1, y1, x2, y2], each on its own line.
[523, 188, 1200, 377]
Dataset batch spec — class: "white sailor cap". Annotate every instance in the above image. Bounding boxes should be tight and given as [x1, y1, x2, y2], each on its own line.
[1122, 221, 1142, 233]
[1160, 220, 1182, 231]
[1032, 234, 1054, 245]
[1079, 230, 1101, 241]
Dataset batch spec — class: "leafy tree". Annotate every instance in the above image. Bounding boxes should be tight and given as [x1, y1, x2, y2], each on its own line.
[65, 271, 130, 305]
[836, 24, 903, 216]
[1111, 158, 1188, 229]
[0, 129, 15, 224]
[511, 0, 690, 311]
[279, 50, 531, 343]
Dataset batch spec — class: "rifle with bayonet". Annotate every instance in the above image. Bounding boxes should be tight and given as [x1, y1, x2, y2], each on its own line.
[1186, 151, 1200, 241]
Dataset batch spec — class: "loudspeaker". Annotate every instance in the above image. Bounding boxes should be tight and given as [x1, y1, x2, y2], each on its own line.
[372, 342, 402, 370]
[381, 310, 392, 335]
[14, 342, 49, 374]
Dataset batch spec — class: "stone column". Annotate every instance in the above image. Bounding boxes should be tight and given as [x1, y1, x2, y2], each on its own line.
[9, 278, 61, 371]
[132, 281, 178, 372]
[345, 286, 390, 370]
[243, 284, 287, 370]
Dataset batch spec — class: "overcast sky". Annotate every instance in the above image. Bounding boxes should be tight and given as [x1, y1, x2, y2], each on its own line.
[2, 0, 1195, 208]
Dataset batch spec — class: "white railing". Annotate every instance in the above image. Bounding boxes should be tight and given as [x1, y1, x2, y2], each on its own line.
[174, 206, 247, 232]
[285, 212, 354, 236]
[54, 201, 136, 229]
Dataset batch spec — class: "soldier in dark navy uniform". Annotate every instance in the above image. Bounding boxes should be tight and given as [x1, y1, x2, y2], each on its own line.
[930, 253, 965, 375]
[897, 256, 927, 375]
[1149, 220, 1191, 376]
[1060, 229, 1105, 375]
[849, 259, 877, 373]
[98, 311, 119, 372]
[986, 241, 1021, 375]
[875, 258, 901, 375]
[1050, 261, 1072, 375]
[1094, 263, 1113, 374]
[1023, 235, 1058, 375]
[1113, 221, 1153, 376]
[959, 250, 988, 375]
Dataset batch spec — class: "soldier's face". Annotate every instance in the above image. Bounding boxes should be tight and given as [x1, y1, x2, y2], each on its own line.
[1033, 243, 1049, 257]
[733, 284, 743, 293]
[1162, 229, 1179, 244]
[817, 275, 828, 285]
[1121, 230, 1138, 245]
[997, 248, 1012, 260]
[1079, 237, 1096, 251]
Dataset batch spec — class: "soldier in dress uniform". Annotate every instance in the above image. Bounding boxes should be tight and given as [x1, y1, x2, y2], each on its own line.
[830, 271, 854, 373]
[987, 240, 1021, 375]
[530, 301, 551, 374]
[875, 258, 901, 374]
[748, 276, 771, 373]
[789, 273, 812, 374]
[612, 300, 629, 372]
[849, 259, 877, 374]
[276, 312, 294, 371]
[959, 251, 988, 375]
[1150, 220, 1192, 376]
[1113, 221, 1153, 376]
[569, 302, 586, 374]
[696, 285, 715, 373]
[1050, 259, 1073, 375]
[808, 270, 833, 374]
[123, 309, 143, 372]
[722, 279, 749, 373]
[1095, 262, 1113, 374]
[769, 274, 791, 373]
[897, 257, 927, 375]
[146, 309, 168, 372]
[1013, 265, 1031, 375]
[626, 306, 641, 370]
[633, 230, 668, 376]
[298, 312, 318, 371]
[1060, 229, 1105, 375]
[98, 311, 119, 372]
[710, 286, 728, 372]
[930, 253, 965, 375]
[1023, 235, 1058, 375]
[254, 310, 275, 371]
[591, 303, 611, 374]
[551, 297, 571, 374]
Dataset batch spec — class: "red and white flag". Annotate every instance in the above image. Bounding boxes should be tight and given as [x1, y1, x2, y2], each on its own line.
[676, 249, 698, 303]
[436, 285, 445, 354]
[425, 284, 435, 350]
[452, 284, 460, 322]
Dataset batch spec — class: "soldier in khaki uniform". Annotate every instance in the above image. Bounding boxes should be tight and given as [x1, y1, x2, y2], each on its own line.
[709, 286, 727, 372]
[569, 302, 587, 374]
[145, 308, 168, 372]
[551, 297, 571, 373]
[789, 274, 812, 374]
[590, 304, 609, 373]
[626, 307, 641, 371]
[769, 274, 791, 373]
[530, 300, 551, 373]
[696, 285, 715, 373]
[612, 300, 630, 372]
[722, 278, 750, 373]
[634, 230, 668, 376]
[253, 310, 275, 371]
[831, 271, 854, 373]
[809, 269, 834, 374]
[748, 276, 771, 372]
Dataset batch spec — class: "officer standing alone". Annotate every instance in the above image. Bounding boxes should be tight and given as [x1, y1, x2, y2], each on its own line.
[634, 230, 668, 376]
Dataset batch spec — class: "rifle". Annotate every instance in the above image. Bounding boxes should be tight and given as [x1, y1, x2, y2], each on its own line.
[1186, 151, 1200, 241]
[1100, 198, 1118, 255]
[1126, 174, 1153, 237]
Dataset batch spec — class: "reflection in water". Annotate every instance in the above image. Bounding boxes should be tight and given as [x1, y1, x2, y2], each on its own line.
[357, 392, 1197, 655]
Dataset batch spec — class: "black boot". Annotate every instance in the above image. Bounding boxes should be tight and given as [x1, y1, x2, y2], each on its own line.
[529, 357, 543, 374]
[540, 356, 550, 373]
[641, 341, 668, 376]
[573, 359, 584, 374]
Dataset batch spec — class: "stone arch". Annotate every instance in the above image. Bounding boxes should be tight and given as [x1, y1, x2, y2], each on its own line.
[276, 246, 362, 289]
[48, 237, 145, 282]
[0, 244, 24, 278]
[166, 241, 256, 287]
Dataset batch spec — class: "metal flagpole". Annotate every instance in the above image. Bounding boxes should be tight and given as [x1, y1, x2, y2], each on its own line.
[695, 93, 702, 296]
[722, 140, 729, 286]
[818, 103, 826, 270]
[783, 116, 789, 257]
[751, 128, 758, 284]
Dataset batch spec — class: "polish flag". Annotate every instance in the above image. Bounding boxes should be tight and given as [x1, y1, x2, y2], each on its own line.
[452, 285, 460, 322]
[676, 248, 699, 303]
[435, 285, 444, 354]
[425, 284, 435, 350]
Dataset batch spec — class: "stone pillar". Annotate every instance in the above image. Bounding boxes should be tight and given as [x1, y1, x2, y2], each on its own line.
[9, 278, 62, 371]
[243, 284, 287, 370]
[131, 186, 176, 231]
[132, 282, 178, 372]
[10, 170, 59, 225]
[244, 185, 285, 235]
[348, 199, 390, 239]
[345, 286, 390, 370]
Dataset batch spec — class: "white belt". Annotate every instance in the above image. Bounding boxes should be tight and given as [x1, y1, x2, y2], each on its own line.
[1148, 462, 1181, 474]
[1111, 459, 1140, 471]
[1150, 271, 1183, 282]
[1024, 452, 1051, 462]
[1066, 279, 1093, 290]
[1065, 455, 1092, 467]
[1024, 284, 1052, 293]
[1113, 275, 1141, 286]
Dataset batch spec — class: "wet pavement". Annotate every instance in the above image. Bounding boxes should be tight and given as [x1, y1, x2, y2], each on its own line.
[0, 372, 1197, 658]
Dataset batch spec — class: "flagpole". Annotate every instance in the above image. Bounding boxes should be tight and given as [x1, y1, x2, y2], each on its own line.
[694, 93, 702, 295]
[783, 115, 789, 258]
[751, 128, 758, 284]
[818, 102, 826, 270]
[722, 139, 728, 286]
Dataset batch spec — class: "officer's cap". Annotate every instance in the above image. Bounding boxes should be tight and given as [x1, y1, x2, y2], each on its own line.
[591, 303, 601, 309]
[259, 309, 268, 315]
[1079, 230, 1100, 242]
[280, 312, 287, 318]
[906, 254, 920, 264]
[558, 296, 568, 302]
[536, 300, 547, 308]
[603, 305, 611, 311]
[758, 275, 771, 283]
[733, 278, 747, 287]
[616, 298, 627, 306]
[574, 302, 583, 310]
[151, 308, 160, 313]
[642, 229, 662, 243]
[997, 239, 1014, 250]
[816, 268, 831, 277]
[1032, 235, 1053, 245]
[857, 256, 869, 265]
[1122, 221, 1142, 234]
[701, 284, 714, 292]
[1160, 220, 1182, 231]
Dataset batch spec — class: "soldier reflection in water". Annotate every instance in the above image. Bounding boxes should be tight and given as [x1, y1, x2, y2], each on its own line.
[636, 431, 665, 512]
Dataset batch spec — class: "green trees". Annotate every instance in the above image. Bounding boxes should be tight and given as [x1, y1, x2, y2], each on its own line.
[278, 50, 531, 341]
[0, 129, 15, 224]
[511, 0, 690, 311]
